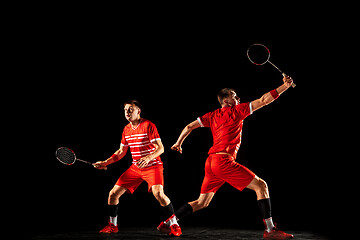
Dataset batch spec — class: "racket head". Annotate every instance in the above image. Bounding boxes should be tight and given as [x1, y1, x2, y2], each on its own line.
[55, 147, 76, 165]
[246, 43, 270, 65]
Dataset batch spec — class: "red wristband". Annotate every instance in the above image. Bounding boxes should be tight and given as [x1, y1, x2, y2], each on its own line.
[111, 154, 119, 162]
[270, 89, 279, 100]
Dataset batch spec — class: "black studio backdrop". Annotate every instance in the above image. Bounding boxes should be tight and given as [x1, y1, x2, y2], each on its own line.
[31, 18, 337, 238]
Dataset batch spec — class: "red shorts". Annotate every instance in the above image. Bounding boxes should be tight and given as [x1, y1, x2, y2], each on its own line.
[200, 154, 255, 194]
[115, 164, 164, 194]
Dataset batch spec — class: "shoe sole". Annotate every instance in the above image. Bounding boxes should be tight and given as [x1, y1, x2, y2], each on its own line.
[169, 233, 181, 237]
[157, 226, 171, 234]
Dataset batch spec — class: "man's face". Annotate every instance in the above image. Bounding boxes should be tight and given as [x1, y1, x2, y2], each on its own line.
[223, 91, 240, 107]
[124, 104, 141, 122]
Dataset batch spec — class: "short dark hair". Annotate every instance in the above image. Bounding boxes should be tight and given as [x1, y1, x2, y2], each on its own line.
[217, 88, 236, 104]
[124, 99, 141, 110]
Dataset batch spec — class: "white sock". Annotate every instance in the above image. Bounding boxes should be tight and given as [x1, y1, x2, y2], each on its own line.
[264, 217, 275, 232]
[166, 214, 178, 226]
[110, 216, 118, 226]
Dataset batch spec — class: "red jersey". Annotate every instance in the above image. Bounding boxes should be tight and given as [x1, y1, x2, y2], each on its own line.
[120, 118, 163, 168]
[197, 102, 252, 159]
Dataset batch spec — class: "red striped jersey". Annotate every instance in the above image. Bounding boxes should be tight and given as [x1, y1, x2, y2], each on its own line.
[197, 102, 252, 159]
[120, 118, 163, 168]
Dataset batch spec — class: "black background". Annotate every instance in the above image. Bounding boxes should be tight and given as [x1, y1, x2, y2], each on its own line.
[28, 7, 345, 238]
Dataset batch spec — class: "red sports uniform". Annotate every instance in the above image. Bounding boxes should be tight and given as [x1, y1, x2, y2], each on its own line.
[197, 102, 256, 193]
[116, 118, 164, 193]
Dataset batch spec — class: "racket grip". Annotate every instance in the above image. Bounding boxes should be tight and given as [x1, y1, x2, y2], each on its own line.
[282, 73, 296, 88]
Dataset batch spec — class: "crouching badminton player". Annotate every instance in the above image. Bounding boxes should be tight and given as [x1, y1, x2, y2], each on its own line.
[94, 100, 181, 236]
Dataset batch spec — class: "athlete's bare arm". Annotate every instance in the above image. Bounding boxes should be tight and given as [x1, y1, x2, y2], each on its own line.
[94, 144, 128, 169]
[171, 120, 201, 154]
[137, 139, 164, 168]
[251, 75, 293, 112]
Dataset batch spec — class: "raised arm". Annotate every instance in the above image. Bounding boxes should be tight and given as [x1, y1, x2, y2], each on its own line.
[94, 144, 128, 170]
[171, 120, 201, 154]
[251, 75, 293, 112]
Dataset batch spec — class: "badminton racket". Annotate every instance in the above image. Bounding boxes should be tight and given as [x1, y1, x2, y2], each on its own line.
[247, 43, 296, 88]
[55, 147, 107, 170]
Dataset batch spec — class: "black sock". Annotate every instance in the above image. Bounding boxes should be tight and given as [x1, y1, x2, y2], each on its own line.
[162, 202, 175, 219]
[174, 203, 193, 221]
[257, 198, 272, 219]
[108, 204, 119, 217]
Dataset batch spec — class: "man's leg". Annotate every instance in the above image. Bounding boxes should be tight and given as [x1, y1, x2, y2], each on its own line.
[152, 184, 181, 236]
[246, 176, 274, 231]
[145, 167, 175, 222]
[175, 192, 215, 220]
[151, 184, 171, 207]
[246, 175, 269, 200]
[108, 185, 128, 205]
[152, 184, 176, 222]
[246, 176, 294, 239]
[99, 185, 127, 233]
[108, 185, 128, 223]
[189, 192, 215, 212]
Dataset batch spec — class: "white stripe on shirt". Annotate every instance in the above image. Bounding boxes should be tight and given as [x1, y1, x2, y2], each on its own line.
[150, 138, 161, 143]
[197, 117, 205, 127]
[131, 148, 156, 154]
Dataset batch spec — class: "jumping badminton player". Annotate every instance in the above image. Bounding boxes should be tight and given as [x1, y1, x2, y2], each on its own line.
[158, 76, 295, 239]
[94, 100, 181, 235]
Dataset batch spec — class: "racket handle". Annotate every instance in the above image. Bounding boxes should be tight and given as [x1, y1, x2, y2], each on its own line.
[77, 158, 107, 170]
[282, 73, 296, 88]
[77, 158, 93, 165]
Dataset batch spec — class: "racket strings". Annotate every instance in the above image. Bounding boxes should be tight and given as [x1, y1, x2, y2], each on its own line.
[247, 44, 270, 65]
[56, 147, 76, 165]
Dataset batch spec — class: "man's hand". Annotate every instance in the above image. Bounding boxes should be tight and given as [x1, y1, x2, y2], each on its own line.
[171, 120, 200, 154]
[282, 75, 293, 88]
[137, 156, 151, 168]
[93, 160, 108, 170]
[171, 143, 183, 154]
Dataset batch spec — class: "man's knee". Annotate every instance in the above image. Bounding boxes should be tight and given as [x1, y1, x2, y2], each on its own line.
[152, 186, 169, 206]
[109, 189, 117, 198]
[258, 178, 268, 192]
[108, 186, 126, 204]
[108, 189, 119, 202]
[255, 178, 269, 199]
[152, 185, 163, 198]
[153, 189, 163, 200]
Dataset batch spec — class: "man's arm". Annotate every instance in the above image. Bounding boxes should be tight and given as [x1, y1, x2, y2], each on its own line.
[137, 139, 164, 168]
[251, 75, 293, 112]
[94, 144, 128, 169]
[171, 120, 201, 154]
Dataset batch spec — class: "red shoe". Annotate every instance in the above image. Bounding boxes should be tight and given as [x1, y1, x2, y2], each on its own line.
[169, 224, 182, 236]
[99, 221, 118, 233]
[263, 226, 294, 240]
[157, 221, 171, 234]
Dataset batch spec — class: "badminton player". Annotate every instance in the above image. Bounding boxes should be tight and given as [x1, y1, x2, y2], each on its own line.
[94, 100, 181, 235]
[158, 76, 295, 239]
